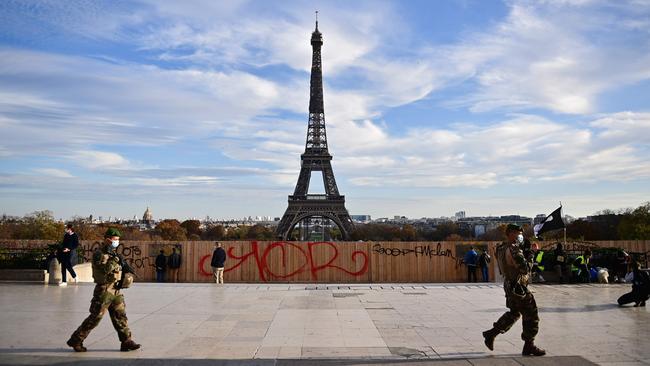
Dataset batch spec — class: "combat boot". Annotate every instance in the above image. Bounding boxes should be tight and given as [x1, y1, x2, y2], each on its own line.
[522, 341, 546, 356]
[120, 338, 141, 352]
[66, 338, 86, 352]
[482, 328, 499, 351]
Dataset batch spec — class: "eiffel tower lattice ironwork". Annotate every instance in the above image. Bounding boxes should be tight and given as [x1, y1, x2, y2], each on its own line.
[276, 19, 354, 240]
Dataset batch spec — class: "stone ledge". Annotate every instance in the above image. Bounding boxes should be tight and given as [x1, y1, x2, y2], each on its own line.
[0, 269, 46, 282]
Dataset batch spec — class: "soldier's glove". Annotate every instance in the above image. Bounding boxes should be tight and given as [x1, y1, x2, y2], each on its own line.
[115, 273, 134, 290]
[512, 283, 527, 297]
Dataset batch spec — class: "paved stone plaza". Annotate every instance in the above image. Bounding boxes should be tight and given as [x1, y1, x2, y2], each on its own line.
[0, 282, 648, 365]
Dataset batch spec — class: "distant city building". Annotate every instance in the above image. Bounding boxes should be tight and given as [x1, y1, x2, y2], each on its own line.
[351, 215, 372, 223]
[454, 211, 466, 220]
[392, 216, 408, 223]
[474, 224, 486, 237]
[457, 215, 533, 238]
[534, 214, 547, 225]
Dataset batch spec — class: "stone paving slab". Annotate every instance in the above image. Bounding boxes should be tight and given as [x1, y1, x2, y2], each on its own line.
[0, 282, 648, 365]
[0, 355, 599, 365]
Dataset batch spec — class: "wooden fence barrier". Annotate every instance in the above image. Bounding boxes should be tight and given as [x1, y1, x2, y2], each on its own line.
[1, 240, 648, 283]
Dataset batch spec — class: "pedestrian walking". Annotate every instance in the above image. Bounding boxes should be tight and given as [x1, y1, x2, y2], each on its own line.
[168, 247, 181, 283]
[59, 224, 79, 286]
[482, 224, 546, 356]
[155, 250, 167, 282]
[464, 246, 478, 282]
[478, 248, 491, 282]
[66, 228, 140, 352]
[211, 242, 226, 284]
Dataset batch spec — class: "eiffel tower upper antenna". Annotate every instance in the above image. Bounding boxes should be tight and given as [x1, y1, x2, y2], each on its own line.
[315, 10, 318, 29]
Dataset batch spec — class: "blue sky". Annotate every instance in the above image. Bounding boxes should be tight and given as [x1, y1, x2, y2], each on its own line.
[1, 0, 649, 221]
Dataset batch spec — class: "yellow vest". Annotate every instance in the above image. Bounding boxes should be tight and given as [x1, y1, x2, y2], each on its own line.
[535, 251, 544, 271]
[572, 255, 589, 272]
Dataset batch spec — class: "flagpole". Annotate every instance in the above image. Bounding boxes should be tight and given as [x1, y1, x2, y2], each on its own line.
[560, 202, 567, 247]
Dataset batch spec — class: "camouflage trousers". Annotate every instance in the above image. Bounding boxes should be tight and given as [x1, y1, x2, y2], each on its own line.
[69, 284, 131, 343]
[493, 287, 539, 342]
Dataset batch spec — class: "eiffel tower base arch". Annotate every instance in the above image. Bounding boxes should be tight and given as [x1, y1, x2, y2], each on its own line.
[276, 197, 354, 240]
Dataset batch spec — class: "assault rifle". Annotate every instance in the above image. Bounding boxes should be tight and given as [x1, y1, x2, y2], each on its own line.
[108, 252, 138, 289]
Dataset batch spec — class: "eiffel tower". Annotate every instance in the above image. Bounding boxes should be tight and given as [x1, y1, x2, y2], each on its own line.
[276, 19, 354, 240]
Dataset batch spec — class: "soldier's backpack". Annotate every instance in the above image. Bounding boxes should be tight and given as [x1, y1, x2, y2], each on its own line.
[495, 243, 508, 276]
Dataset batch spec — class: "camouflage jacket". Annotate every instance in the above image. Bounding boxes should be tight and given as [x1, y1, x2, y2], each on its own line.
[91, 244, 122, 285]
[495, 241, 531, 286]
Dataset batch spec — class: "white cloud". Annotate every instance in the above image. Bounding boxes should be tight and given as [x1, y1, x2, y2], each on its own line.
[436, 2, 650, 114]
[71, 150, 130, 169]
[138, 2, 387, 74]
[0, 48, 311, 160]
[590, 111, 650, 144]
[321, 112, 649, 189]
[32, 168, 74, 178]
[132, 176, 221, 187]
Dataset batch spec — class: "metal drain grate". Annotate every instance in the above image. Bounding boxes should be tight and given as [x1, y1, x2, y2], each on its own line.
[332, 293, 363, 298]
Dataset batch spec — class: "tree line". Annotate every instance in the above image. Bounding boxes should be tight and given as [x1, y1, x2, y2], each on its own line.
[1, 202, 648, 241]
[0, 213, 276, 242]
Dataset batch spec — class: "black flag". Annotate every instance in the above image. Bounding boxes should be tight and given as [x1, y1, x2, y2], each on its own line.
[534, 206, 565, 238]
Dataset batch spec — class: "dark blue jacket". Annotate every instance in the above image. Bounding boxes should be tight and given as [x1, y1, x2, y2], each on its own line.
[169, 252, 181, 269]
[464, 249, 478, 266]
[211, 248, 226, 268]
[62, 232, 79, 250]
[155, 253, 167, 271]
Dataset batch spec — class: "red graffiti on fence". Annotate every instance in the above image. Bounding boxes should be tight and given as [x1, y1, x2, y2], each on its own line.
[198, 241, 369, 281]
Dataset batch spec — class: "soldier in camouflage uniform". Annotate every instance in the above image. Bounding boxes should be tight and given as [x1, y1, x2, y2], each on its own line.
[66, 228, 141, 352]
[482, 224, 546, 356]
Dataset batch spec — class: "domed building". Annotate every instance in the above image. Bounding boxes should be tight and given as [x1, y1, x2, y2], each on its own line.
[142, 207, 154, 228]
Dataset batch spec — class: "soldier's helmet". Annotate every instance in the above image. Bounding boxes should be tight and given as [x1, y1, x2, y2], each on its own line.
[104, 228, 122, 238]
[506, 223, 522, 233]
[120, 273, 135, 288]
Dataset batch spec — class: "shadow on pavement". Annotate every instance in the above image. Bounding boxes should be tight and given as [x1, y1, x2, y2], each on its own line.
[539, 303, 620, 313]
[0, 354, 598, 366]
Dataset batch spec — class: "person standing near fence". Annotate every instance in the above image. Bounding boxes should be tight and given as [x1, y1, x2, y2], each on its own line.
[553, 242, 566, 283]
[482, 224, 546, 357]
[478, 248, 491, 282]
[211, 242, 226, 284]
[464, 246, 478, 282]
[168, 247, 181, 283]
[59, 224, 79, 286]
[155, 250, 167, 282]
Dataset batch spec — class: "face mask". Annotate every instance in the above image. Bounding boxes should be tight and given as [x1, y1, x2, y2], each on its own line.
[517, 234, 524, 244]
[111, 240, 120, 248]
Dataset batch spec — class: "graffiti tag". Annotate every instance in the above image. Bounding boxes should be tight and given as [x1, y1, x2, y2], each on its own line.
[198, 241, 369, 281]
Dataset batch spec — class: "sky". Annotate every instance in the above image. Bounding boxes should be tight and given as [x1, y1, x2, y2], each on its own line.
[0, 0, 649, 221]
